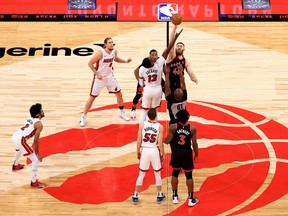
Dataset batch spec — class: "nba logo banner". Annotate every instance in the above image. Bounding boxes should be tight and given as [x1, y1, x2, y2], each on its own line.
[242, 0, 271, 10]
[158, 3, 178, 21]
[68, 0, 96, 10]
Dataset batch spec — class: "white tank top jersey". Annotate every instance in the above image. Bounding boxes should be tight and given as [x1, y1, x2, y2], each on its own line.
[141, 121, 160, 148]
[96, 48, 115, 77]
[139, 56, 165, 87]
[14, 117, 40, 139]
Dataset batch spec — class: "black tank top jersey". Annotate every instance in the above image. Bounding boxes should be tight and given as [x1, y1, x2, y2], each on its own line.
[170, 122, 192, 149]
[166, 90, 187, 125]
[167, 56, 186, 92]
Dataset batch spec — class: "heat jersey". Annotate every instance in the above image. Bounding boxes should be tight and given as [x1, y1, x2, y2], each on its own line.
[14, 117, 40, 139]
[141, 121, 160, 148]
[139, 56, 165, 87]
[96, 48, 115, 77]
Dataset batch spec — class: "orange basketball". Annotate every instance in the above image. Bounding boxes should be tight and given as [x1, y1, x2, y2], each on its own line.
[171, 13, 182, 25]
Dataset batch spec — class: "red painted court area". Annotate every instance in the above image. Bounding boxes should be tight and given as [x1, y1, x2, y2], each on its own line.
[29, 101, 288, 215]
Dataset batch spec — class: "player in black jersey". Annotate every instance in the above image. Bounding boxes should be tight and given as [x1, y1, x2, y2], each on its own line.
[129, 49, 165, 120]
[164, 109, 199, 207]
[166, 24, 198, 95]
[164, 63, 187, 125]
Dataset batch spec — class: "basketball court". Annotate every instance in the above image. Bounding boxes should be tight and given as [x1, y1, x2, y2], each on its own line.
[0, 0, 288, 215]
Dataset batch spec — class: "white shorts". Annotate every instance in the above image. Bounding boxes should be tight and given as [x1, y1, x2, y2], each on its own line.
[139, 147, 162, 171]
[12, 133, 34, 156]
[141, 86, 162, 109]
[90, 74, 121, 96]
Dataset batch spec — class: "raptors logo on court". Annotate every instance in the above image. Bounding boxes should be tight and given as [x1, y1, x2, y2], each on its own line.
[29, 100, 288, 215]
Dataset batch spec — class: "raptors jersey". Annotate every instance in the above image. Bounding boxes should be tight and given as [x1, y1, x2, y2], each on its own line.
[14, 117, 40, 139]
[167, 55, 186, 92]
[171, 122, 192, 149]
[166, 90, 187, 124]
[139, 56, 165, 87]
[96, 48, 115, 77]
[141, 121, 160, 148]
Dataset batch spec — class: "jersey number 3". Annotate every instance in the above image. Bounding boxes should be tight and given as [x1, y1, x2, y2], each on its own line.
[178, 134, 186, 145]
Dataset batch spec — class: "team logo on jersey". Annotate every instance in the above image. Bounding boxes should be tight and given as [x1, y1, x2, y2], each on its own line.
[158, 3, 178, 21]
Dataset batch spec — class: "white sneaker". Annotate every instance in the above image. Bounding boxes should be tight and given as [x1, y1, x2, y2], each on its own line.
[130, 110, 136, 120]
[120, 111, 130, 121]
[172, 195, 179, 204]
[79, 115, 86, 127]
[188, 197, 199, 207]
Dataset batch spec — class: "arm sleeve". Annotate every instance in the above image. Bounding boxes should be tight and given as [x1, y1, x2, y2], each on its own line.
[139, 67, 144, 86]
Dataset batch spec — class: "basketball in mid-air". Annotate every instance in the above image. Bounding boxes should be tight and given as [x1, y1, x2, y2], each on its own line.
[171, 13, 182, 25]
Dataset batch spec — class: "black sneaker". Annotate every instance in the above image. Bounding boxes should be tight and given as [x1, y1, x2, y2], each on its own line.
[132, 196, 138, 205]
[188, 197, 199, 207]
[157, 194, 166, 204]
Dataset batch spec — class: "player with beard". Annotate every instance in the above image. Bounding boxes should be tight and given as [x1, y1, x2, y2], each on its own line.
[164, 109, 199, 207]
[79, 37, 132, 127]
[130, 49, 165, 120]
[138, 29, 183, 122]
[166, 25, 198, 95]
[164, 63, 187, 125]
[12, 103, 46, 188]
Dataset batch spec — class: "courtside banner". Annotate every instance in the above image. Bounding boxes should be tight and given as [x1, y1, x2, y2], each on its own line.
[0, 0, 287, 21]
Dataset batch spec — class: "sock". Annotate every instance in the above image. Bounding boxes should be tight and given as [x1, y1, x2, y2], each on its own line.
[173, 190, 178, 197]
[132, 107, 136, 111]
[119, 106, 124, 110]
[31, 172, 37, 182]
[188, 192, 193, 199]
[14, 149, 22, 165]
[157, 191, 163, 197]
[133, 191, 138, 197]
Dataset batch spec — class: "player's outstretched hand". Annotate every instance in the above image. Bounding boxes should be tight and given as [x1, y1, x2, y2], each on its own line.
[175, 28, 183, 38]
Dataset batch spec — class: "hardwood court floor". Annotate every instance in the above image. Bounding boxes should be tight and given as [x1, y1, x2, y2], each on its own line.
[0, 22, 287, 215]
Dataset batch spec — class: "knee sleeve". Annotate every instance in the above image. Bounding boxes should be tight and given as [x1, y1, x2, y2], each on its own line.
[136, 171, 146, 186]
[28, 152, 39, 172]
[185, 171, 192, 180]
[172, 169, 181, 177]
[154, 171, 162, 186]
[133, 94, 142, 105]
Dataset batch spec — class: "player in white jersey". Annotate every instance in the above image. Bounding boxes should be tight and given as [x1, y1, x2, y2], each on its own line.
[132, 108, 165, 205]
[79, 37, 132, 127]
[138, 28, 183, 122]
[11, 103, 46, 188]
[129, 49, 161, 120]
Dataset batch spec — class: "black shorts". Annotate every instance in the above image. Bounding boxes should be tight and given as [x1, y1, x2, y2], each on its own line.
[170, 147, 194, 171]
